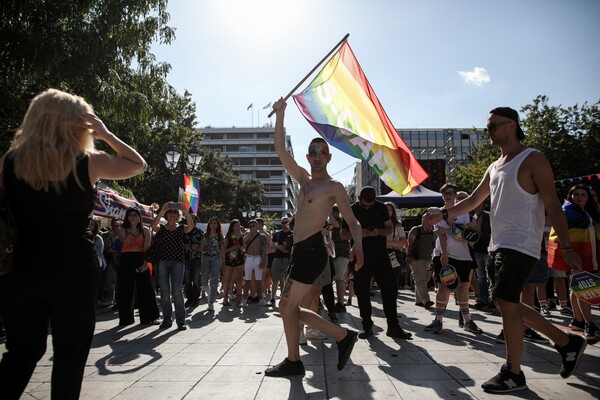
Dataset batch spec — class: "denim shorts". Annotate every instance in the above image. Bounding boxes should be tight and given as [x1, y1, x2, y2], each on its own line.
[486, 248, 536, 303]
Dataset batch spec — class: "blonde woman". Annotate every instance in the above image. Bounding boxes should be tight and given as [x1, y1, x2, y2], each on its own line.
[0, 88, 147, 399]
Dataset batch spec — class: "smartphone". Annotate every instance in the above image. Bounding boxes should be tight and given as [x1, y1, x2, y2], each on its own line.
[168, 202, 178, 209]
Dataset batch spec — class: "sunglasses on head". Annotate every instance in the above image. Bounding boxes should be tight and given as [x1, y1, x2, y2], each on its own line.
[483, 121, 512, 134]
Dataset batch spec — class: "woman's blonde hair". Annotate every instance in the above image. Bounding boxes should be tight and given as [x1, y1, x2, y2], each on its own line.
[10, 88, 97, 192]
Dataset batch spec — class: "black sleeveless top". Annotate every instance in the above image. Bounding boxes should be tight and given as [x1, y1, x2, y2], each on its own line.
[4, 154, 96, 258]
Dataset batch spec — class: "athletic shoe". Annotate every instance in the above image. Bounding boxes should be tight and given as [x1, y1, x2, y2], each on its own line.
[269, 298, 276, 307]
[423, 300, 434, 309]
[336, 329, 358, 370]
[473, 301, 489, 310]
[358, 327, 373, 339]
[159, 321, 172, 329]
[386, 326, 412, 339]
[299, 329, 307, 345]
[555, 333, 587, 378]
[176, 324, 187, 331]
[540, 306, 550, 316]
[584, 321, 599, 341]
[524, 328, 549, 344]
[207, 302, 214, 311]
[265, 358, 305, 377]
[569, 318, 585, 331]
[458, 314, 464, 328]
[305, 328, 327, 340]
[463, 320, 483, 334]
[328, 312, 339, 322]
[334, 302, 347, 313]
[424, 319, 443, 334]
[481, 364, 527, 393]
[496, 330, 505, 344]
[560, 306, 573, 316]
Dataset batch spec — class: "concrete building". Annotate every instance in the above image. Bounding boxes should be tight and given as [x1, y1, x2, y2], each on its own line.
[200, 126, 298, 218]
[351, 128, 484, 198]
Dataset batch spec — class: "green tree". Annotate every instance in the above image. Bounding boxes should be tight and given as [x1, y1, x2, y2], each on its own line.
[455, 97, 600, 198]
[0, 1, 266, 216]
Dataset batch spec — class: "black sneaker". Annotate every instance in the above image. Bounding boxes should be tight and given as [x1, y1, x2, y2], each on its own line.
[584, 321, 599, 342]
[423, 300, 434, 309]
[458, 313, 464, 328]
[264, 358, 305, 377]
[334, 302, 347, 313]
[495, 330, 505, 344]
[555, 334, 587, 378]
[569, 318, 585, 331]
[524, 328, 549, 344]
[177, 324, 187, 331]
[337, 329, 358, 370]
[386, 326, 412, 339]
[560, 306, 573, 316]
[482, 364, 527, 393]
[159, 321, 172, 329]
[473, 301, 489, 310]
[358, 327, 373, 339]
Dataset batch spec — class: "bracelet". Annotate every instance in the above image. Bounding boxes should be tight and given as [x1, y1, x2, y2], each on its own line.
[441, 208, 449, 222]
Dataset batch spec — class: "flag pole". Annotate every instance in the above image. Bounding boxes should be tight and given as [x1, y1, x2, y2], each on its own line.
[267, 33, 350, 118]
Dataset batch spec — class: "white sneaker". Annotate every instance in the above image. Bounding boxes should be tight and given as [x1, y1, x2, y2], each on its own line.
[540, 306, 550, 316]
[208, 302, 214, 311]
[305, 328, 327, 340]
[299, 329, 307, 345]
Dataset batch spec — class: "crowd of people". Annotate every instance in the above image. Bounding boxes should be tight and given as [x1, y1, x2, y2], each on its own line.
[0, 90, 597, 398]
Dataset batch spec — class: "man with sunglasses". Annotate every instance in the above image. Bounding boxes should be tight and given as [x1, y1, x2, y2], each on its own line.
[341, 186, 413, 340]
[427, 107, 586, 394]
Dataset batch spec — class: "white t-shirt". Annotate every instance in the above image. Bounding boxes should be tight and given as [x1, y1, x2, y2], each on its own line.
[433, 213, 472, 261]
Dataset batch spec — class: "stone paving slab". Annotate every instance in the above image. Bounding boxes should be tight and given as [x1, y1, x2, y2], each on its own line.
[2, 288, 599, 399]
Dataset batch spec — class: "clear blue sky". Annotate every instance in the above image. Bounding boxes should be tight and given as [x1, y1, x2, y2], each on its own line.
[151, 0, 600, 186]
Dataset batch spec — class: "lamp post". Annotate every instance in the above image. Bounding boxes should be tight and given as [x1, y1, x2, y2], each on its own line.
[164, 144, 203, 173]
[242, 207, 262, 227]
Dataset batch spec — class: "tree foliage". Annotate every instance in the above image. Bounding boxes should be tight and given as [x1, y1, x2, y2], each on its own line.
[0, 0, 263, 219]
[455, 96, 600, 199]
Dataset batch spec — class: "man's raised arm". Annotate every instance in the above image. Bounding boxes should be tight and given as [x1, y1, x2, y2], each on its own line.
[273, 98, 309, 185]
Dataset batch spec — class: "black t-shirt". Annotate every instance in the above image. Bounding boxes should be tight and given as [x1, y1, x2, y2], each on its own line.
[272, 229, 294, 258]
[342, 201, 390, 251]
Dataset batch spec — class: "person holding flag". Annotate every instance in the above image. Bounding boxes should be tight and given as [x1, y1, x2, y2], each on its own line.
[264, 98, 363, 377]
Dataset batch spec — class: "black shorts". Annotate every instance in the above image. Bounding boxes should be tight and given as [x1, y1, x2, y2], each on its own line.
[486, 248, 536, 304]
[432, 256, 472, 284]
[287, 231, 327, 285]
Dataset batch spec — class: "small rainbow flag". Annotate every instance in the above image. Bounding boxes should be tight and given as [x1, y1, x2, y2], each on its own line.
[293, 41, 428, 195]
[182, 174, 200, 214]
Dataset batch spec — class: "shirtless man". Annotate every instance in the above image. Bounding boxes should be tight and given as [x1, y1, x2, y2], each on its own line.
[264, 98, 364, 377]
[243, 220, 267, 305]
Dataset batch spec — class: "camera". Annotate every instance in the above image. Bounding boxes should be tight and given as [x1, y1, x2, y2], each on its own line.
[168, 202, 178, 209]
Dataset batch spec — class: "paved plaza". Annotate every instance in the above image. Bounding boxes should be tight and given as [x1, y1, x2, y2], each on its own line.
[4, 289, 600, 400]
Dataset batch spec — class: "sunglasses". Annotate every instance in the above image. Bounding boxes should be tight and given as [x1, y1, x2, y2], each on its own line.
[483, 121, 512, 134]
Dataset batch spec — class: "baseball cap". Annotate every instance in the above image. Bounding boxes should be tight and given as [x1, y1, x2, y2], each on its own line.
[489, 107, 525, 141]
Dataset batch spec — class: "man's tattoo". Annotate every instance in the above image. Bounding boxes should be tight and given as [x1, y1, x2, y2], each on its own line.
[282, 279, 294, 299]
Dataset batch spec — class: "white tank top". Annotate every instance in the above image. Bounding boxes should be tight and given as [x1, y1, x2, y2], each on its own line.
[487, 148, 545, 259]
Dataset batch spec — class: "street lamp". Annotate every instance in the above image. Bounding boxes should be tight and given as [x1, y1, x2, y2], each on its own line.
[164, 144, 202, 173]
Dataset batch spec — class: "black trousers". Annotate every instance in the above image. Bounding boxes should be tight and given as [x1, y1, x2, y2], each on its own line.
[0, 247, 98, 400]
[353, 248, 399, 329]
[117, 252, 159, 325]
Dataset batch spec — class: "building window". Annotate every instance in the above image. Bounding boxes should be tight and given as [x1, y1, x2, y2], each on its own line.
[239, 158, 253, 166]
[208, 132, 223, 140]
[239, 145, 254, 152]
[255, 157, 269, 166]
[256, 144, 272, 152]
[227, 132, 240, 139]
[226, 145, 239, 152]
[256, 171, 270, 178]
[239, 132, 254, 139]
[257, 132, 272, 139]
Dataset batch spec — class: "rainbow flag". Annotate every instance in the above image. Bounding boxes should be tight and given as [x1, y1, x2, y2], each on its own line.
[293, 41, 428, 195]
[182, 174, 200, 214]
